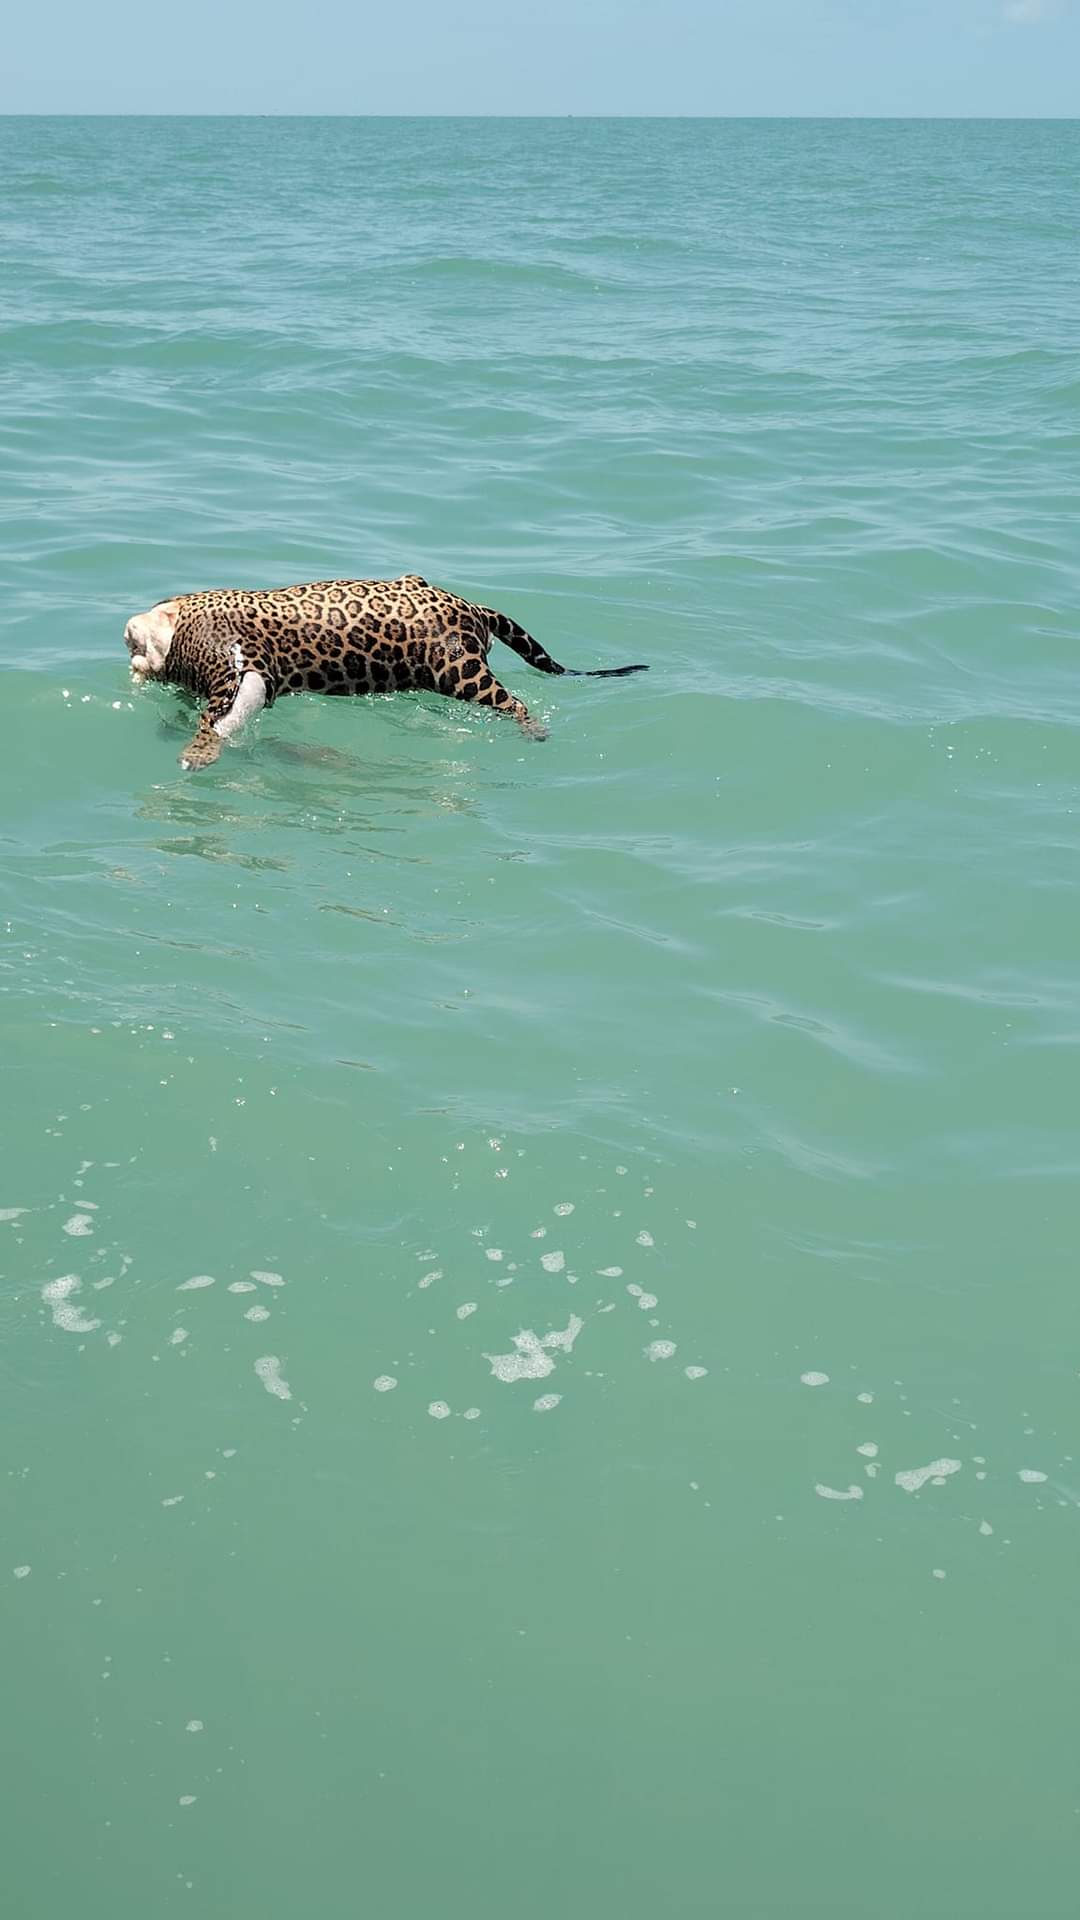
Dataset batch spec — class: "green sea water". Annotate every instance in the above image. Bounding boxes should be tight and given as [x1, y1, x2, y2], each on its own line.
[2, 116, 1080, 1917]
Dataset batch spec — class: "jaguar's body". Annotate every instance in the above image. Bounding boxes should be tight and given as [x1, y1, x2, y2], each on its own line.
[123, 575, 647, 769]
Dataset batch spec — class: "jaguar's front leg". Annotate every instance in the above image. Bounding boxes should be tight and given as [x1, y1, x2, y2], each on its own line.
[179, 671, 267, 771]
[179, 714, 226, 770]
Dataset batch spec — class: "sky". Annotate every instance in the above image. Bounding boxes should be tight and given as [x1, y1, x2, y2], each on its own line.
[2, 0, 1077, 116]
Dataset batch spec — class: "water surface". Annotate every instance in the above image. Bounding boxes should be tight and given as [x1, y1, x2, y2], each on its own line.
[2, 117, 1079, 1918]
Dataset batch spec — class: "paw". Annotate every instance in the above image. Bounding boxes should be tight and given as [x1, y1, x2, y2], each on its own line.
[179, 735, 223, 771]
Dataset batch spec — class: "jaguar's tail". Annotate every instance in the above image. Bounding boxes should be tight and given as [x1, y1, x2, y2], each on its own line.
[479, 605, 648, 679]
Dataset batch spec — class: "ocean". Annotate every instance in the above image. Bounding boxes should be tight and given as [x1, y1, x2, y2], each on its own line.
[2, 116, 1079, 1917]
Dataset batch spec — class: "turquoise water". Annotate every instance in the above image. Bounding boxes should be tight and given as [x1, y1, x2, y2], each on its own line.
[3, 116, 1080, 1916]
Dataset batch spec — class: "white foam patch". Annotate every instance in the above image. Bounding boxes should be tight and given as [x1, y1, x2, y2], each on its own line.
[533, 1394, 562, 1412]
[684, 1365, 708, 1380]
[244, 1306, 270, 1323]
[373, 1376, 397, 1393]
[485, 1249, 504, 1262]
[856, 1442, 879, 1458]
[228, 1281, 256, 1294]
[169, 1328, 188, 1346]
[979, 1520, 994, 1536]
[486, 1315, 583, 1383]
[428, 1401, 451, 1420]
[598, 1266, 623, 1278]
[162, 1495, 184, 1508]
[486, 1336, 553, 1383]
[419, 1270, 442, 1289]
[254, 1356, 291, 1401]
[636, 1230, 654, 1248]
[463, 1407, 481, 1420]
[178, 1275, 216, 1291]
[456, 1302, 477, 1320]
[1019, 1469, 1048, 1484]
[814, 1484, 864, 1502]
[186, 1720, 204, 1733]
[251, 1271, 284, 1287]
[801, 1371, 830, 1387]
[540, 1250, 566, 1274]
[107, 1333, 122, 1348]
[42, 1275, 81, 1303]
[13, 1566, 31, 1579]
[636, 1292, 658, 1311]
[645, 1340, 676, 1362]
[857, 1392, 875, 1404]
[554, 1203, 575, 1216]
[179, 1796, 197, 1807]
[932, 1569, 947, 1580]
[627, 1283, 642, 1298]
[41, 1274, 100, 1334]
[0, 1208, 28, 1222]
[895, 1458, 962, 1493]
[542, 1314, 583, 1353]
[63, 1214, 94, 1237]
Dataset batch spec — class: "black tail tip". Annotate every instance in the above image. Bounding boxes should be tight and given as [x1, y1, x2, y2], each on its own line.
[585, 663, 649, 678]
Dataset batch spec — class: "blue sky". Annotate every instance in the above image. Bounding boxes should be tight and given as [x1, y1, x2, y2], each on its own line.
[3, 0, 1078, 115]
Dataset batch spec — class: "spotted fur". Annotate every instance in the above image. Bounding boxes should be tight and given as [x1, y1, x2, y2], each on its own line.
[123, 575, 647, 769]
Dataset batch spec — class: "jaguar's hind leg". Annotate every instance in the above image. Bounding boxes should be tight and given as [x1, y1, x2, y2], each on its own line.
[438, 662, 547, 740]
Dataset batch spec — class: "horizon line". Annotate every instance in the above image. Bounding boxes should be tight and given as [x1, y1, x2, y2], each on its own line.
[1, 111, 1079, 121]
